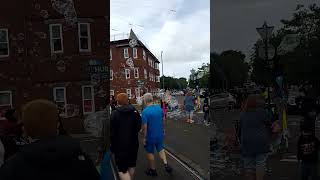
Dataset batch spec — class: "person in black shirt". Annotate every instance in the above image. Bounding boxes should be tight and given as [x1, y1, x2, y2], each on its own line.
[297, 123, 320, 180]
[0, 99, 99, 180]
[110, 93, 142, 180]
[203, 96, 210, 126]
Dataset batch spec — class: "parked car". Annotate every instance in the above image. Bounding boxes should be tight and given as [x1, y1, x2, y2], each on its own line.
[210, 93, 236, 109]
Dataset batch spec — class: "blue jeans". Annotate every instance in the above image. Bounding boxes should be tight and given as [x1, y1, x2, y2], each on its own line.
[300, 162, 317, 180]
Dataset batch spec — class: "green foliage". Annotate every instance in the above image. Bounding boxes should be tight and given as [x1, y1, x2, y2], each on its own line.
[160, 76, 188, 90]
[188, 63, 210, 89]
[250, 3, 320, 86]
[211, 51, 249, 89]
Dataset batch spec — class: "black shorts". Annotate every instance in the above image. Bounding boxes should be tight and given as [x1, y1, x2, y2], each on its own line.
[114, 151, 138, 173]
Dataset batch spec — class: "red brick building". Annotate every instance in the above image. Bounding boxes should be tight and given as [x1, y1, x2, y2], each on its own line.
[110, 30, 160, 102]
[0, 0, 109, 133]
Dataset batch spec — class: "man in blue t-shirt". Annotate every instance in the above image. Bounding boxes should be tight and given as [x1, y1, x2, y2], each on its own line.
[141, 93, 173, 177]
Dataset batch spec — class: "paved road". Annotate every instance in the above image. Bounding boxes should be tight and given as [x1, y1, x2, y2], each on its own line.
[134, 136, 199, 180]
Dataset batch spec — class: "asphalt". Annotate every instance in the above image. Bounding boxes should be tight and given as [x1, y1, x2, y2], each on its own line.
[134, 136, 199, 180]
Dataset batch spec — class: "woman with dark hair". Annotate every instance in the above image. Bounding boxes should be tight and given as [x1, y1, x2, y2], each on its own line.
[184, 91, 195, 123]
[239, 95, 271, 180]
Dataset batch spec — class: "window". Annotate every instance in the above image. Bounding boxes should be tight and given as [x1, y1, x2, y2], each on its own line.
[0, 29, 9, 57]
[125, 69, 130, 79]
[123, 48, 129, 58]
[110, 69, 113, 80]
[0, 91, 12, 120]
[110, 90, 114, 96]
[53, 87, 66, 115]
[135, 88, 140, 98]
[134, 68, 139, 78]
[155, 63, 158, 69]
[143, 50, 146, 60]
[78, 23, 91, 52]
[110, 49, 112, 60]
[82, 86, 95, 114]
[148, 59, 151, 66]
[0, 91, 12, 107]
[126, 89, 132, 99]
[144, 69, 148, 79]
[149, 72, 152, 81]
[133, 48, 138, 59]
[49, 24, 63, 54]
[156, 76, 160, 82]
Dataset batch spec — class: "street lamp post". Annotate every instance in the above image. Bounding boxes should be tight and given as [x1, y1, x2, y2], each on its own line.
[161, 51, 164, 90]
[256, 21, 274, 106]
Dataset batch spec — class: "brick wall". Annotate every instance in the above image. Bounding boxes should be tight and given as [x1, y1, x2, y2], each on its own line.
[0, 0, 109, 133]
[110, 39, 160, 102]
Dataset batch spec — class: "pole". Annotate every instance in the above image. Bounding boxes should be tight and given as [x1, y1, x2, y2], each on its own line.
[264, 25, 271, 106]
[161, 51, 164, 90]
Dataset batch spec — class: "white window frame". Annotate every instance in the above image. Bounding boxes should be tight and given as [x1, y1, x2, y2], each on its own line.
[110, 69, 113, 80]
[133, 48, 138, 59]
[134, 68, 139, 79]
[0, 29, 9, 58]
[49, 24, 64, 54]
[143, 50, 146, 60]
[126, 89, 132, 99]
[125, 69, 130, 79]
[144, 69, 148, 79]
[135, 88, 140, 98]
[78, 23, 91, 52]
[123, 48, 129, 58]
[53, 87, 66, 115]
[110, 49, 112, 60]
[110, 90, 114, 96]
[82, 85, 95, 114]
[0, 91, 12, 107]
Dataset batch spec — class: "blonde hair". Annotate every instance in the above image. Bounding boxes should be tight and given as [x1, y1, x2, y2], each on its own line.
[22, 99, 58, 138]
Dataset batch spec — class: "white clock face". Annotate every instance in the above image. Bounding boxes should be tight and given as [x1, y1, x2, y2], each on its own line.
[129, 39, 137, 48]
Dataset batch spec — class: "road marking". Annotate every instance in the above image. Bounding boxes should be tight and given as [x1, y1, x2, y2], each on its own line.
[165, 149, 205, 180]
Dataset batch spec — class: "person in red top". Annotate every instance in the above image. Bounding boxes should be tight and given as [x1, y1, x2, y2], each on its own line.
[0, 109, 25, 161]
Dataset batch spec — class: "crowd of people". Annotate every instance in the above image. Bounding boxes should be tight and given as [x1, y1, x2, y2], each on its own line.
[108, 93, 172, 180]
[228, 82, 319, 180]
[0, 99, 100, 180]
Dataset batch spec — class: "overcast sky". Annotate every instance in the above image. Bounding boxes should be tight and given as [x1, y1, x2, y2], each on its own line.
[211, 0, 320, 57]
[111, 0, 210, 79]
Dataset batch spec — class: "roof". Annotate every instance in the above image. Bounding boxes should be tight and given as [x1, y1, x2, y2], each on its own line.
[110, 29, 160, 63]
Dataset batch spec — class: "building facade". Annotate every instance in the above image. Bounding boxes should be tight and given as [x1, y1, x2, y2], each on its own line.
[110, 30, 160, 102]
[0, 0, 109, 133]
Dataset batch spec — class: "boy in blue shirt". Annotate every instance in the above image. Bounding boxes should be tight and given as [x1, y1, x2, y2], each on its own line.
[141, 93, 173, 176]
